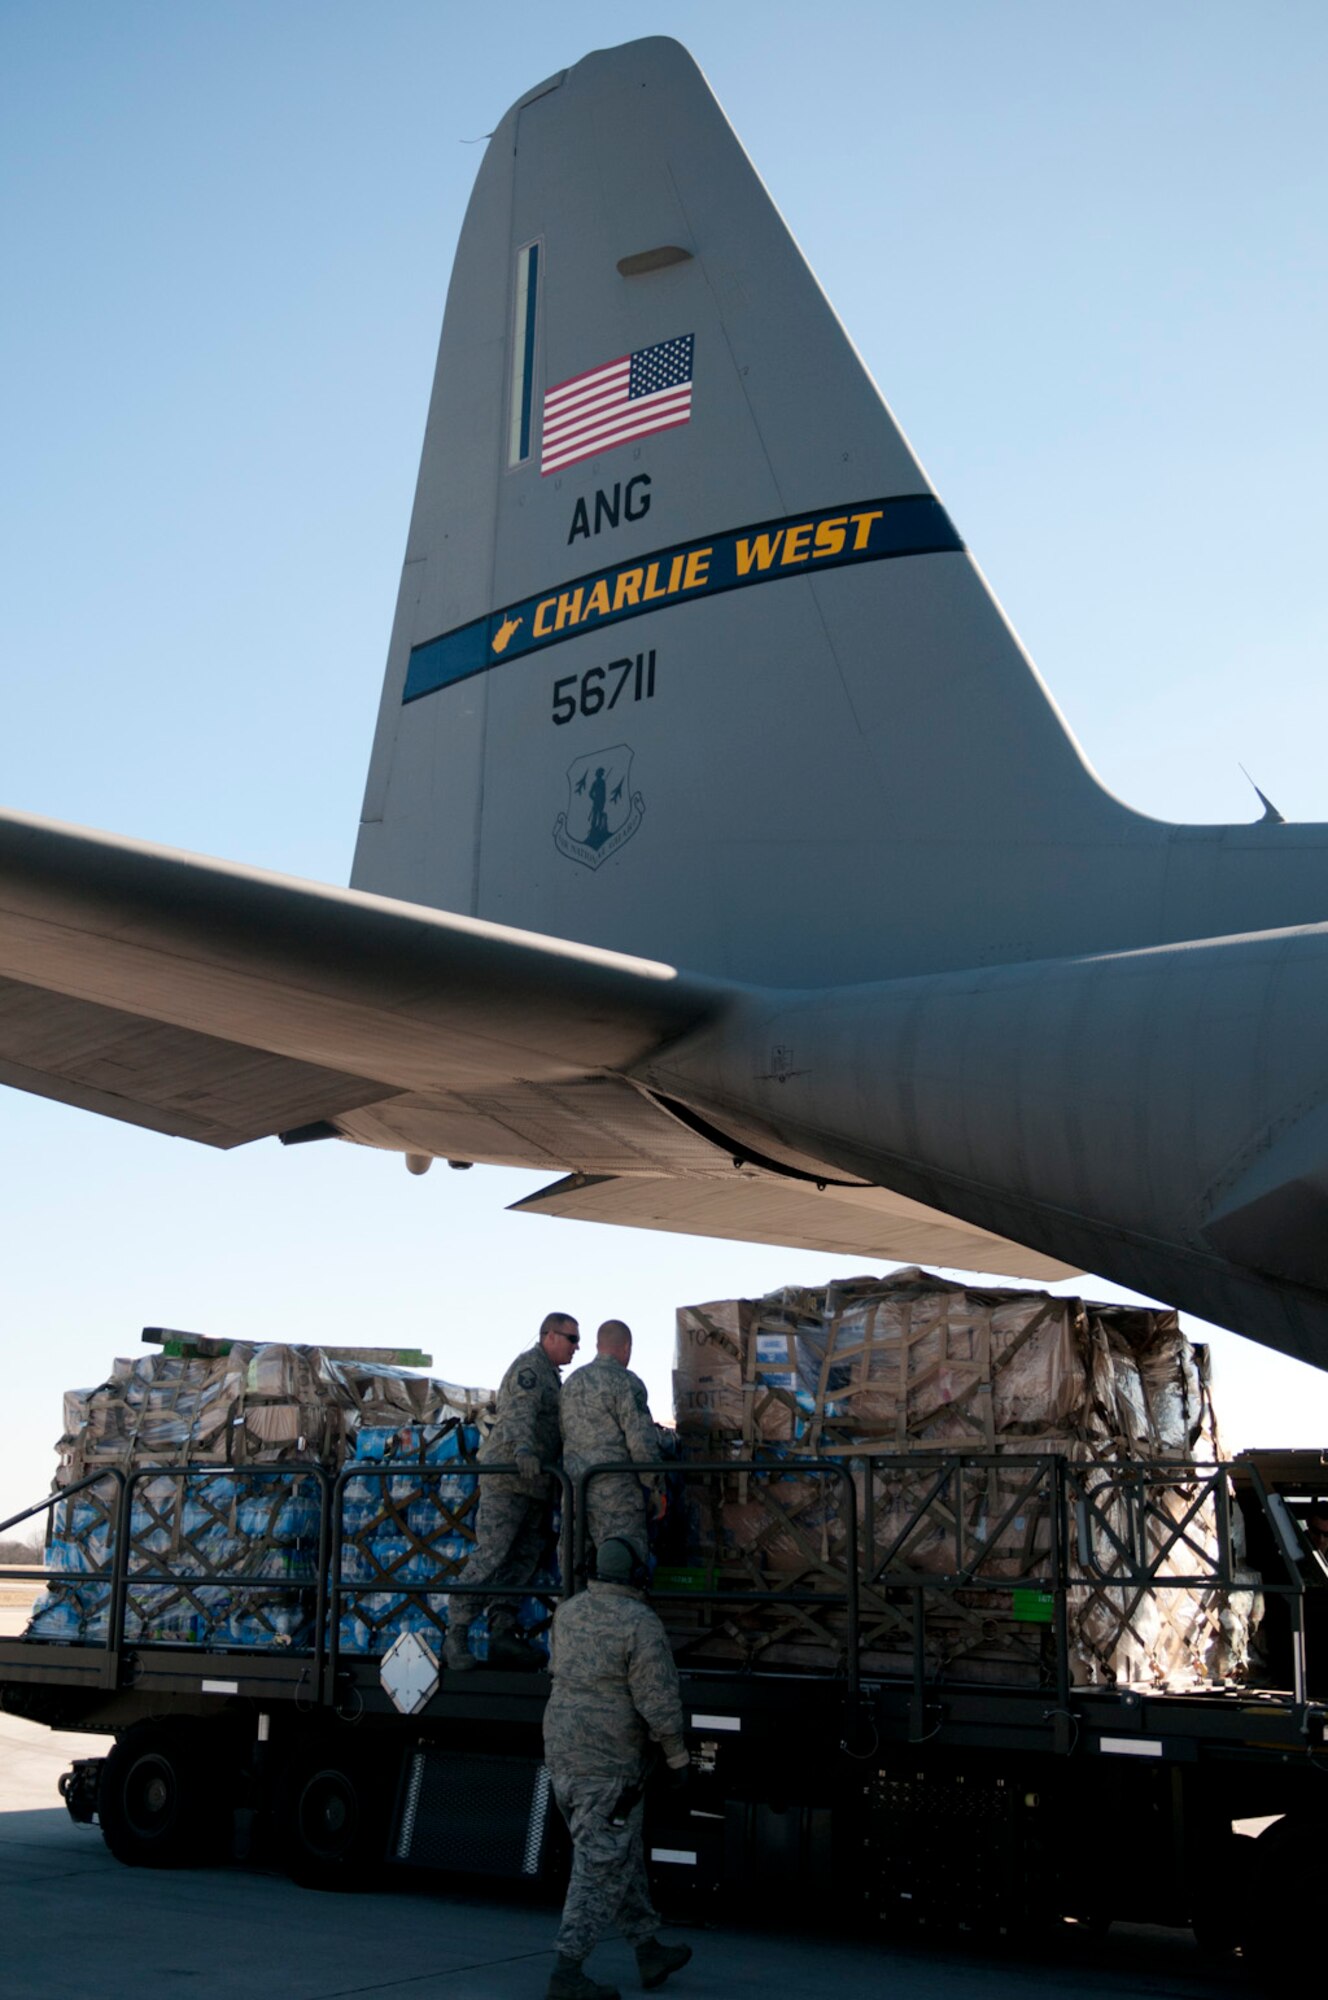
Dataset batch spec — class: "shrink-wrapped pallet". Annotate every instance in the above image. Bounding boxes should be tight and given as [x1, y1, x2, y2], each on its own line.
[28, 1343, 494, 1650]
[670, 1269, 1261, 1689]
[674, 1273, 1192, 1455]
[336, 1421, 558, 1662]
[52, 1343, 491, 1487]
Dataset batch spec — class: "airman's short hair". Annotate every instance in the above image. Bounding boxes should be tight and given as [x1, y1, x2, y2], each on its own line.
[597, 1318, 632, 1356]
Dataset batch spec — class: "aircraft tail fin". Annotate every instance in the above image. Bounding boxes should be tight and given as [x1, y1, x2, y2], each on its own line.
[351, 37, 1216, 986]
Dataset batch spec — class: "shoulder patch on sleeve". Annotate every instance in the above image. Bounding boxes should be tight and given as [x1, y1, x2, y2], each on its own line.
[517, 1367, 537, 1391]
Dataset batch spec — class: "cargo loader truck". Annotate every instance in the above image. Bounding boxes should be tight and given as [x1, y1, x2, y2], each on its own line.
[2, 1429, 1326, 1978]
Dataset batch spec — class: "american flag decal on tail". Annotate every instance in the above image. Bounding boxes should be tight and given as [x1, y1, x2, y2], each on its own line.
[541, 334, 694, 475]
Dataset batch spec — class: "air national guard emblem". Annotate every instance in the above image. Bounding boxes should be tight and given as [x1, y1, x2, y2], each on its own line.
[553, 744, 645, 870]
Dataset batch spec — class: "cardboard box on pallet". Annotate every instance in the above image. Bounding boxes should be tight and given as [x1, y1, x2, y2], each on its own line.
[29, 1342, 495, 1650]
[671, 1269, 1262, 1689]
[53, 1343, 493, 1489]
[675, 1275, 1124, 1454]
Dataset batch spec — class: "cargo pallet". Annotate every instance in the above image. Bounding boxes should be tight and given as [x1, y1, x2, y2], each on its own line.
[2, 1449, 1325, 1970]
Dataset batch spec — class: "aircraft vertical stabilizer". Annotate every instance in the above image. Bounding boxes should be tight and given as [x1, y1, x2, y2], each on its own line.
[352, 37, 1328, 989]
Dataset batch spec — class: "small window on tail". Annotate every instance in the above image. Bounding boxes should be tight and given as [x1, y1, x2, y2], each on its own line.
[508, 240, 540, 466]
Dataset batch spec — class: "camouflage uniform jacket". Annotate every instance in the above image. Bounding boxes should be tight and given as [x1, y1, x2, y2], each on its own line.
[478, 1343, 563, 1495]
[559, 1355, 660, 1479]
[543, 1582, 686, 1781]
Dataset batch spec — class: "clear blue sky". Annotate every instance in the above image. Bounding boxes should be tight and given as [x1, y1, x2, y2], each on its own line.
[2, 2, 1327, 1520]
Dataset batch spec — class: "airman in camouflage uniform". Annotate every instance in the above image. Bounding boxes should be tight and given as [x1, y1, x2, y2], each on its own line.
[445, 1312, 578, 1672]
[560, 1320, 664, 1566]
[543, 1538, 694, 2000]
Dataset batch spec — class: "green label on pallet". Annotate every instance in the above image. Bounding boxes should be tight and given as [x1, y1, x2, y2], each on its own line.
[652, 1566, 714, 1594]
[1011, 1588, 1055, 1625]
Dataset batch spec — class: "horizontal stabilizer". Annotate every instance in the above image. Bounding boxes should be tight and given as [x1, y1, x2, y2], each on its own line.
[509, 1171, 1079, 1282]
[0, 809, 727, 1148]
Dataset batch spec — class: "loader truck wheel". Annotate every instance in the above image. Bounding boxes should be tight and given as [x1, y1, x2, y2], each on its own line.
[1242, 1810, 1327, 1979]
[99, 1724, 213, 1867]
[277, 1747, 388, 1890]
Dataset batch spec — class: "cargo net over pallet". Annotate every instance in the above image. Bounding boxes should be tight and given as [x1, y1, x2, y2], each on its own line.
[28, 1340, 494, 1651]
[26, 1467, 324, 1648]
[668, 1270, 1262, 1689]
[53, 1341, 491, 1488]
[27, 1478, 117, 1645]
[336, 1421, 563, 1663]
[123, 1470, 323, 1649]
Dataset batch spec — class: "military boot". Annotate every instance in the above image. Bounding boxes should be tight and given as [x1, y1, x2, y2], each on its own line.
[546, 1955, 620, 2000]
[443, 1628, 476, 1673]
[635, 1939, 693, 1990]
[485, 1630, 542, 1671]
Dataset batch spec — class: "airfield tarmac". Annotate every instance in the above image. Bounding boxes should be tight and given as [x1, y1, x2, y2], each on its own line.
[0, 1672, 1256, 2000]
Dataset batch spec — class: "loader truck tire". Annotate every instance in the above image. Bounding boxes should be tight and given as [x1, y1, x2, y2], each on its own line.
[98, 1723, 218, 1867]
[276, 1741, 392, 1890]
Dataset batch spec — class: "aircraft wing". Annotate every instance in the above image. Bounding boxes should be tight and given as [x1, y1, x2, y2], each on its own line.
[0, 808, 726, 1150]
[509, 1172, 1079, 1281]
[0, 806, 1079, 1284]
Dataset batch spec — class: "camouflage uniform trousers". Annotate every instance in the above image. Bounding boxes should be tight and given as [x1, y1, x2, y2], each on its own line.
[572, 1465, 650, 1567]
[550, 1771, 659, 1963]
[449, 1489, 547, 1641]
